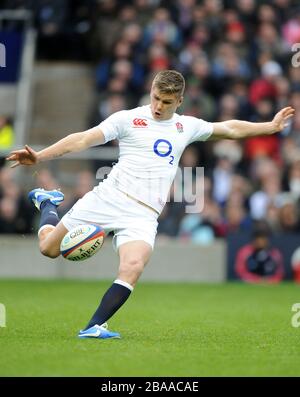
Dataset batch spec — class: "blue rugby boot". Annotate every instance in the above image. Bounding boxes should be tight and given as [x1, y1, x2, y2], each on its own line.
[28, 188, 64, 211]
[78, 323, 120, 339]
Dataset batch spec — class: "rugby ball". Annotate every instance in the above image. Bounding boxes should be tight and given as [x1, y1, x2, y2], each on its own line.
[60, 224, 105, 261]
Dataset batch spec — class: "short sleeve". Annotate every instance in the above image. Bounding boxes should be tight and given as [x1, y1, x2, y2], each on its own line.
[98, 110, 128, 143]
[185, 116, 213, 144]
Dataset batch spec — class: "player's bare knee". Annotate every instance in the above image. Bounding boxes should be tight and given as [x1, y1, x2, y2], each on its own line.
[39, 242, 60, 258]
[119, 258, 145, 279]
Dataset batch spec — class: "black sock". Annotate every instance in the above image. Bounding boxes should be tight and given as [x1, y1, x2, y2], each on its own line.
[85, 280, 133, 329]
[39, 201, 60, 230]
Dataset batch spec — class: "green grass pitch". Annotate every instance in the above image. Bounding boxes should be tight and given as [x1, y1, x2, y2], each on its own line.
[0, 280, 299, 376]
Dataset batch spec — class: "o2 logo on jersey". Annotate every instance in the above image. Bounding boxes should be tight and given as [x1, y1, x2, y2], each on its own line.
[153, 139, 174, 165]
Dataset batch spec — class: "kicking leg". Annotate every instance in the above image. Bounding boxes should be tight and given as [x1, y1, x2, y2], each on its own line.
[39, 221, 69, 258]
[79, 240, 152, 339]
[28, 188, 66, 258]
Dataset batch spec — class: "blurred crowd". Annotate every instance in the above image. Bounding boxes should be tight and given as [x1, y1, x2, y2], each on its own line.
[1, 0, 300, 251]
[0, 166, 95, 233]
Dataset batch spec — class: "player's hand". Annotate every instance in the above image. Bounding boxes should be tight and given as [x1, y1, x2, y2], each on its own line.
[6, 145, 38, 168]
[272, 106, 295, 133]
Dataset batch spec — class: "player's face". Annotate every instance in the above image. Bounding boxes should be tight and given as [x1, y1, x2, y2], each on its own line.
[150, 87, 183, 121]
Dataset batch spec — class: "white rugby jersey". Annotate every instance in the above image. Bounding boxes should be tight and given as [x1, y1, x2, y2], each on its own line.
[97, 105, 213, 214]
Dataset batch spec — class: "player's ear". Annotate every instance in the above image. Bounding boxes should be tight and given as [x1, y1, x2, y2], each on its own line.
[178, 96, 183, 106]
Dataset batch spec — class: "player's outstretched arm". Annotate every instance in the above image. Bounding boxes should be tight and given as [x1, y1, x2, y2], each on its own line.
[6, 126, 105, 168]
[210, 106, 295, 140]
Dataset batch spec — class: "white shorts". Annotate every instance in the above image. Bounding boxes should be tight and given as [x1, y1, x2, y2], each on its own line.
[61, 182, 159, 252]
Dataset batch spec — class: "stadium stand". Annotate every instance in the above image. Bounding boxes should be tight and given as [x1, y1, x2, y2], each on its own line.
[1, 0, 300, 281]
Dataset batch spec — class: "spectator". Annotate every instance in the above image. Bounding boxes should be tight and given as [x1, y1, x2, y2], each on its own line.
[282, 7, 300, 47]
[244, 97, 281, 163]
[211, 42, 251, 83]
[222, 201, 252, 235]
[147, 43, 170, 72]
[235, 221, 285, 283]
[212, 156, 235, 207]
[249, 169, 282, 220]
[93, 93, 128, 125]
[277, 194, 300, 233]
[35, 168, 59, 191]
[291, 246, 300, 283]
[178, 193, 222, 245]
[0, 116, 14, 167]
[254, 21, 287, 60]
[143, 7, 182, 52]
[0, 167, 34, 233]
[228, 78, 254, 120]
[282, 111, 300, 164]
[274, 75, 291, 109]
[157, 183, 186, 238]
[287, 160, 300, 199]
[58, 170, 95, 218]
[171, 0, 197, 39]
[217, 93, 240, 121]
[248, 60, 279, 106]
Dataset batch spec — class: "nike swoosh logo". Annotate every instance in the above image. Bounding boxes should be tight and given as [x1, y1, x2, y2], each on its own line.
[34, 193, 63, 203]
[35, 192, 50, 200]
[49, 211, 58, 216]
[80, 329, 101, 337]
